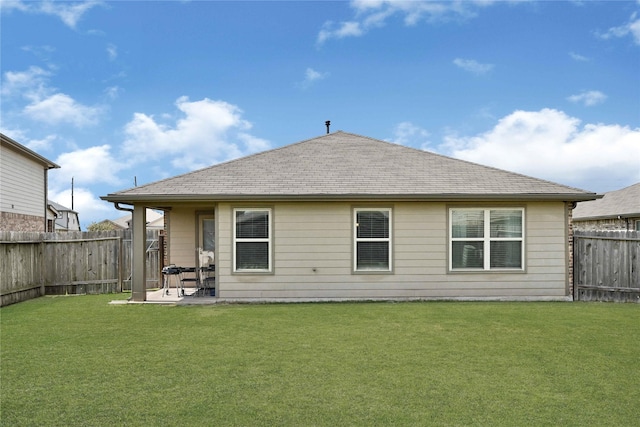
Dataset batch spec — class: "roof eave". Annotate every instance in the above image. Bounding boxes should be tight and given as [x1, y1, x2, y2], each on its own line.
[102, 192, 600, 204]
[1, 133, 60, 169]
[574, 212, 640, 221]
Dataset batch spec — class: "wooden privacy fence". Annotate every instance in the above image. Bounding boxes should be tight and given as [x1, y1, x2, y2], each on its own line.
[574, 230, 640, 303]
[0, 230, 161, 306]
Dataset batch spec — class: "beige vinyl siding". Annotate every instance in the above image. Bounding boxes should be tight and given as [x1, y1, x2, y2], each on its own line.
[167, 205, 199, 268]
[165, 201, 569, 299]
[0, 145, 45, 217]
[525, 203, 568, 274]
[205, 201, 569, 300]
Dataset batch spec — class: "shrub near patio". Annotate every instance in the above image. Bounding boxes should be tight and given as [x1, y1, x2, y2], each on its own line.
[1, 296, 639, 426]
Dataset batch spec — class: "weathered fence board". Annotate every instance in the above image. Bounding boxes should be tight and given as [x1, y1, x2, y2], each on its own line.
[121, 230, 160, 291]
[0, 230, 161, 306]
[574, 230, 639, 302]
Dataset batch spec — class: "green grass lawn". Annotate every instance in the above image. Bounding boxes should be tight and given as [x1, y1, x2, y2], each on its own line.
[1, 295, 639, 426]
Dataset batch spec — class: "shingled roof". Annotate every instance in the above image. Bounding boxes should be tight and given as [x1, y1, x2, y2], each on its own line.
[573, 183, 640, 220]
[103, 131, 597, 203]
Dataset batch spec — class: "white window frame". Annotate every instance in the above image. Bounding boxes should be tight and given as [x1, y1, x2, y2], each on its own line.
[233, 208, 272, 273]
[353, 208, 392, 272]
[449, 208, 525, 272]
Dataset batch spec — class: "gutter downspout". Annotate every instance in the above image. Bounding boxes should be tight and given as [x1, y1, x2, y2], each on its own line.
[114, 202, 134, 214]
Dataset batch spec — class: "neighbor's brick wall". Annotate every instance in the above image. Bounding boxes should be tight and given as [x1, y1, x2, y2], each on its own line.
[0, 212, 44, 231]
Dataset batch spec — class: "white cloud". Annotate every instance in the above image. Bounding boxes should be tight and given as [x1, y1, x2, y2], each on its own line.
[0, 127, 26, 143]
[25, 134, 57, 152]
[24, 93, 103, 127]
[21, 45, 56, 61]
[1, 66, 51, 99]
[318, 21, 364, 44]
[237, 133, 271, 153]
[48, 144, 126, 226]
[567, 90, 607, 107]
[104, 86, 120, 100]
[306, 68, 329, 83]
[597, 12, 640, 45]
[389, 122, 431, 146]
[0, 0, 30, 13]
[122, 97, 270, 170]
[106, 43, 117, 61]
[0, 128, 58, 153]
[569, 52, 590, 62]
[3, 0, 103, 29]
[441, 109, 640, 192]
[3, 66, 104, 127]
[317, 0, 488, 44]
[297, 68, 329, 89]
[52, 145, 123, 188]
[453, 58, 494, 75]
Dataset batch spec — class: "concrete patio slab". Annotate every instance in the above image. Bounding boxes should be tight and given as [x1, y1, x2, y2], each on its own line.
[109, 287, 219, 305]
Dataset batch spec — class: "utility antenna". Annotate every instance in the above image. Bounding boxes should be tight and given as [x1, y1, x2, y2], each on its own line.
[325, 120, 331, 134]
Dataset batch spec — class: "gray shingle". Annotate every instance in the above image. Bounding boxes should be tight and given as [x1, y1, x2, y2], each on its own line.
[573, 183, 640, 219]
[104, 131, 597, 202]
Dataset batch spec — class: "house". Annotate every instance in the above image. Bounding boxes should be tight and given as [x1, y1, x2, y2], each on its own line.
[573, 183, 640, 231]
[106, 209, 164, 230]
[47, 200, 81, 232]
[1, 133, 60, 232]
[102, 131, 598, 302]
[46, 203, 58, 232]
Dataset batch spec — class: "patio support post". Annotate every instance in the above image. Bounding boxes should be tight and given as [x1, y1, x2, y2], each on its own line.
[131, 205, 147, 302]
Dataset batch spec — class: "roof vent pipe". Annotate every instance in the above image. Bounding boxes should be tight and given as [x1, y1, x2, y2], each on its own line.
[325, 120, 330, 134]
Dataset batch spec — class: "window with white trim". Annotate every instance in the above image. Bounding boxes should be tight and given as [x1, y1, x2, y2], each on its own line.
[450, 208, 524, 271]
[354, 208, 392, 272]
[234, 208, 271, 272]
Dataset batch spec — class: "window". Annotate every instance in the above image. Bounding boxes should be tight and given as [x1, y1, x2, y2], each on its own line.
[234, 208, 271, 272]
[354, 208, 392, 272]
[450, 208, 524, 271]
[199, 216, 215, 252]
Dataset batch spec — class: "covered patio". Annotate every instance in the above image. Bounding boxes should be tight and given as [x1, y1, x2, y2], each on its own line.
[110, 286, 220, 305]
[114, 203, 217, 303]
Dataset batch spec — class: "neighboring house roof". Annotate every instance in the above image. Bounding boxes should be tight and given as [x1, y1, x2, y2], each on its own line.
[103, 131, 598, 203]
[47, 204, 59, 217]
[110, 215, 130, 229]
[48, 200, 77, 214]
[108, 209, 164, 229]
[94, 219, 125, 230]
[48, 200, 81, 231]
[147, 215, 165, 229]
[573, 183, 640, 221]
[1, 133, 60, 170]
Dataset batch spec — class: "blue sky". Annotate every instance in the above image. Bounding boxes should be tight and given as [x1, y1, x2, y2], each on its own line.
[1, 0, 639, 228]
